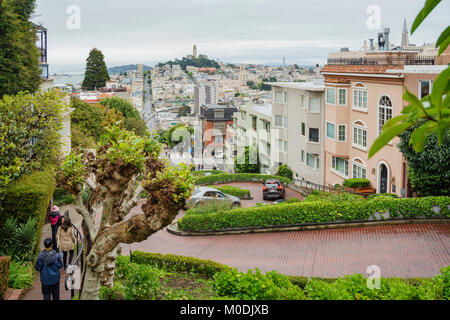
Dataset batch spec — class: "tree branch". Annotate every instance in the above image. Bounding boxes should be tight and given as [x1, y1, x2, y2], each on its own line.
[74, 192, 96, 240]
[119, 183, 144, 219]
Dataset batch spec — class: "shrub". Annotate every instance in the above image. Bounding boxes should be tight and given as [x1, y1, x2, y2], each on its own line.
[53, 188, 75, 206]
[178, 196, 450, 232]
[343, 178, 371, 189]
[186, 201, 235, 215]
[304, 191, 365, 203]
[196, 173, 291, 186]
[367, 193, 399, 200]
[277, 165, 294, 180]
[0, 170, 56, 254]
[192, 170, 224, 176]
[8, 261, 33, 290]
[208, 185, 251, 199]
[212, 268, 305, 300]
[0, 256, 10, 300]
[124, 263, 164, 300]
[0, 217, 37, 263]
[99, 282, 126, 300]
[132, 251, 231, 277]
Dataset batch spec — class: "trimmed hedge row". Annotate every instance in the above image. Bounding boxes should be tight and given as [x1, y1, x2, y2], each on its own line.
[0, 256, 10, 300]
[178, 196, 450, 232]
[209, 185, 251, 199]
[196, 173, 292, 186]
[192, 170, 224, 176]
[343, 178, 371, 188]
[131, 251, 231, 277]
[0, 170, 56, 253]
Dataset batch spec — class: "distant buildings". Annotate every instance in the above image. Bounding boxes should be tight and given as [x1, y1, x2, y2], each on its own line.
[194, 82, 219, 114]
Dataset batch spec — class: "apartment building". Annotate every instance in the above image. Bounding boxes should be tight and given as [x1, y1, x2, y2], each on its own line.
[194, 82, 218, 115]
[228, 103, 273, 173]
[321, 48, 449, 196]
[195, 104, 238, 169]
[267, 80, 325, 185]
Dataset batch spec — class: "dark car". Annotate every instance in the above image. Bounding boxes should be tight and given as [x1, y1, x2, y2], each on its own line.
[262, 180, 286, 200]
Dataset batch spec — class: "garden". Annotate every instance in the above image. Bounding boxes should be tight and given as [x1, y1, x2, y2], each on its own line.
[94, 251, 450, 301]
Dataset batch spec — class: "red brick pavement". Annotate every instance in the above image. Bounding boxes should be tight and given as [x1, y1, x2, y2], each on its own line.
[21, 270, 72, 301]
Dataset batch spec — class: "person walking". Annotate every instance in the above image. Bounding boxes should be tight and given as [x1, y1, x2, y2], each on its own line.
[35, 238, 63, 300]
[49, 205, 62, 252]
[56, 217, 76, 271]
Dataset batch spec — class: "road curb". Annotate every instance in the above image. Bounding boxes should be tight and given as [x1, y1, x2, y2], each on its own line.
[167, 218, 450, 237]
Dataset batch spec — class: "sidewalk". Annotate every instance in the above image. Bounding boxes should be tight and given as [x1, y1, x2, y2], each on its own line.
[21, 204, 82, 301]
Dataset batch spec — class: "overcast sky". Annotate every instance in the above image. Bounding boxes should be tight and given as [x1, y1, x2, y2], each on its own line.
[33, 0, 450, 73]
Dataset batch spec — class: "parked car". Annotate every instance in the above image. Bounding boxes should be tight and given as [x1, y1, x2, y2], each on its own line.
[186, 186, 242, 209]
[262, 180, 286, 200]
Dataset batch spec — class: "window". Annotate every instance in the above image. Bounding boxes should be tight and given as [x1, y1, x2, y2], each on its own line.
[419, 80, 433, 99]
[306, 153, 315, 168]
[309, 128, 319, 143]
[353, 89, 368, 110]
[326, 122, 335, 140]
[378, 96, 393, 135]
[301, 150, 305, 163]
[264, 121, 270, 133]
[275, 115, 283, 127]
[275, 91, 284, 103]
[309, 98, 320, 113]
[332, 156, 349, 177]
[353, 122, 367, 149]
[352, 161, 367, 179]
[252, 116, 257, 130]
[284, 92, 288, 103]
[284, 141, 287, 152]
[214, 109, 224, 119]
[316, 157, 320, 172]
[301, 122, 306, 136]
[326, 88, 336, 104]
[301, 95, 305, 109]
[266, 143, 271, 155]
[338, 125, 346, 142]
[276, 140, 285, 152]
[284, 117, 288, 128]
[338, 88, 347, 105]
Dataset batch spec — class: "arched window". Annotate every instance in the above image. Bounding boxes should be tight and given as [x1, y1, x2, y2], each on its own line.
[352, 158, 367, 179]
[378, 95, 393, 134]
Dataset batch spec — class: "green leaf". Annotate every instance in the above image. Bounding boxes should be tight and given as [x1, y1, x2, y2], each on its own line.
[430, 66, 450, 112]
[436, 26, 450, 55]
[368, 122, 414, 159]
[403, 87, 428, 117]
[411, 0, 442, 34]
[382, 115, 408, 130]
[409, 121, 436, 152]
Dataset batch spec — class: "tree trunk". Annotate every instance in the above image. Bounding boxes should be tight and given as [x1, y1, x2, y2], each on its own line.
[80, 257, 106, 300]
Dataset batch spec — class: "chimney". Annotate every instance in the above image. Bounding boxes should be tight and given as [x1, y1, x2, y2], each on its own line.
[315, 64, 320, 78]
[383, 28, 390, 51]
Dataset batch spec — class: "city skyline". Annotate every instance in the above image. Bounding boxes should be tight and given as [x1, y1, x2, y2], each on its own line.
[33, 0, 450, 73]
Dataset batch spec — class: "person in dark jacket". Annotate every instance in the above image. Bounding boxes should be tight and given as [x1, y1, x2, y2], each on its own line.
[35, 238, 63, 300]
[49, 205, 62, 252]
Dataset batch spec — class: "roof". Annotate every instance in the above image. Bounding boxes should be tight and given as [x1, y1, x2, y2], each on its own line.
[321, 65, 404, 75]
[265, 80, 325, 91]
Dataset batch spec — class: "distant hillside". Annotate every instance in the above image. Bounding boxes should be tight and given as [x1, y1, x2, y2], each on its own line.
[158, 54, 220, 71]
[108, 64, 152, 74]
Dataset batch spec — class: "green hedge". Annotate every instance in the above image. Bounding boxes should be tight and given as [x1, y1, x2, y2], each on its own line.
[0, 256, 10, 300]
[343, 178, 371, 188]
[178, 196, 450, 232]
[0, 170, 56, 253]
[196, 173, 291, 186]
[131, 251, 231, 277]
[192, 170, 224, 176]
[209, 185, 251, 199]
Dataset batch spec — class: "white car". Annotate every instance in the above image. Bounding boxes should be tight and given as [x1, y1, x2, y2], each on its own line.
[186, 186, 241, 209]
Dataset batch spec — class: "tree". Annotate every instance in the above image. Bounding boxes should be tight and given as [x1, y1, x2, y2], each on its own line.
[277, 164, 293, 180]
[235, 146, 260, 173]
[398, 127, 450, 196]
[369, 0, 449, 158]
[70, 98, 106, 142]
[0, 0, 41, 98]
[58, 126, 196, 300]
[0, 90, 65, 195]
[81, 48, 110, 90]
[125, 118, 148, 137]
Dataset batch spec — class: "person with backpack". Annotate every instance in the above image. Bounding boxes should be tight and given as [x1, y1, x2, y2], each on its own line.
[49, 205, 62, 252]
[56, 217, 76, 270]
[35, 238, 63, 300]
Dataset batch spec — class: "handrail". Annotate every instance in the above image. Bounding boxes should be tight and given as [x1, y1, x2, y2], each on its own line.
[293, 178, 373, 197]
[65, 222, 84, 298]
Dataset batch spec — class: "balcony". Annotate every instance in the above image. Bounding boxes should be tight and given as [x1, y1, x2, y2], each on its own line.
[327, 55, 435, 66]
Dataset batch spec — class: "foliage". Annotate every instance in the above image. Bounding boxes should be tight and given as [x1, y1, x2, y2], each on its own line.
[70, 98, 107, 142]
[276, 164, 293, 180]
[343, 178, 371, 189]
[0, 217, 37, 263]
[0, 256, 10, 299]
[186, 201, 237, 215]
[235, 146, 260, 173]
[159, 124, 192, 148]
[59, 152, 87, 190]
[0, 91, 65, 194]
[369, 0, 449, 158]
[0, 0, 41, 98]
[178, 196, 450, 232]
[81, 48, 110, 90]
[7, 261, 33, 289]
[0, 170, 55, 254]
[132, 251, 231, 278]
[71, 125, 97, 150]
[99, 97, 140, 121]
[305, 191, 365, 203]
[125, 118, 147, 137]
[212, 268, 305, 300]
[158, 54, 220, 72]
[53, 188, 75, 206]
[208, 185, 251, 199]
[398, 128, 450, 196]
[195, 173, 292, 186]
[99, 282, 125, 300]
[192, 170, 224, 176]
